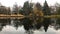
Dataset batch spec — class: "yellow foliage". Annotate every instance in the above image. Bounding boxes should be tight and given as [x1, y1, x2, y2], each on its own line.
[32, 4, 44, 23]
[33, 5, 44, 17]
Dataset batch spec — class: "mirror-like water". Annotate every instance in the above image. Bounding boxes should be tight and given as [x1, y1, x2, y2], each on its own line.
[0, 18, 60, 34]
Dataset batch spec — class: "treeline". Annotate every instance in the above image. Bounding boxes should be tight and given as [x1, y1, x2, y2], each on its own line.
[0, 1, 60, 15]
[0, 0, 51, 15]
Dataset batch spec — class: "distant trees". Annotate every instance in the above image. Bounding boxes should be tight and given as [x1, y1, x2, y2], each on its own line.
[7, 7, 11, 15]
[0, 1, 51, 16]
[55, 3, 60, 15]
[0, 6, 11, 15]
[0, 3, 11, 15]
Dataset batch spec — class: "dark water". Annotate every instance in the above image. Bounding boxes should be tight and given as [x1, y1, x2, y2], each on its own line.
[0, 18, 60, 34]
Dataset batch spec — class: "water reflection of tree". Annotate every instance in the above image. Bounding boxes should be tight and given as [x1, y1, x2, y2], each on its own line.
[22, 18, 33, 31]
[0, 19, 11, 31]
[13, 19, 22, 30]
[12, 16, 52, 32]
[0, 18, 60, 32]
[42, 18, 51, 32]
[0, 23, 6, 31]
[21, 18, 51, 33]
[53, 18, 60, 30]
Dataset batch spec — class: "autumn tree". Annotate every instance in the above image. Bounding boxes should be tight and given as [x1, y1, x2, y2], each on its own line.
[32, 2, 43, 29]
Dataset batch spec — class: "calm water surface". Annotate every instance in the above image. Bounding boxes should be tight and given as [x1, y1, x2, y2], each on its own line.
[0, 19, 60, 34]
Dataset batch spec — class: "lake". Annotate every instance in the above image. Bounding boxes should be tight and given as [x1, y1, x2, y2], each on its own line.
[0, 18, 60, 34]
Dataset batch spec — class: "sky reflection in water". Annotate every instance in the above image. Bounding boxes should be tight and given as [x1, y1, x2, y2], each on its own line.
[0, 25, 60, 34]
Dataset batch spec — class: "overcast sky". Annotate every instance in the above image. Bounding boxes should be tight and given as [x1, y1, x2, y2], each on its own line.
[0, 0, 60, 7]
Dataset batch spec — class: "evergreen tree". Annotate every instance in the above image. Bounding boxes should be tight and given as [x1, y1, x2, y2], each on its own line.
[22, 1, 33, 16]
[19, 8, 24, 15]
[36, 2, 42, 10]
[43, 0, 51, 15]
[42, 0, 51, 32]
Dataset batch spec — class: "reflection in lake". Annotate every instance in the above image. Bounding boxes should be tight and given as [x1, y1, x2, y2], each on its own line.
[0, 18, 60, 34]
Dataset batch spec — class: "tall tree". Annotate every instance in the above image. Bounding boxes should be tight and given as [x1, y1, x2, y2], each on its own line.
[33, 2, 44, 22]
[35, 2, 42, 10]
[43, 0, 51, 15]
[12, 3, 19, 14]
[42, 0, 51, 32]
[22, 1, 33, 16]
